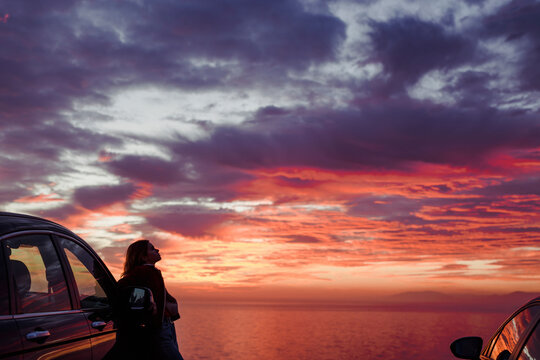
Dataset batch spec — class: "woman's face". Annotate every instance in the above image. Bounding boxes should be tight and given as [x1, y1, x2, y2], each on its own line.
[145, 242, 161, 264]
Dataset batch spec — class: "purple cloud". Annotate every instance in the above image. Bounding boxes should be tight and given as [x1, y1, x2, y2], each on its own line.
[37, 204, 79, 221]
[172, 101, 540, 171]
[73, 183, 137, 210]
[482, 0, 540, 90]
[368, 16, 477, 91]
[131, 0, 346, 68]
[146, 205, 237, 237]
[1, 121, 121, 159]
[107, 155, 184, 185]
[0, 0, 345, 134]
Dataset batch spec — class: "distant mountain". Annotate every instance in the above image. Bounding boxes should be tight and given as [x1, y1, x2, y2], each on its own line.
[387, 291, 455, 303]
[379, 291, 539, 312]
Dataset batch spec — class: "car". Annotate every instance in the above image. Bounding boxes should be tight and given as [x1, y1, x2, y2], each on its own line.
[0, 211, 149, 359]
[451, 296, 540, 360]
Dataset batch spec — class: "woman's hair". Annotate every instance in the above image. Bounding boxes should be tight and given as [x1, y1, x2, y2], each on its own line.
[122, 239, 149, 277]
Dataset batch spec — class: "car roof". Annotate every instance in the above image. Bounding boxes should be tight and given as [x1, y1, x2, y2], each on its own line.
[0, 212, 118, 284]
[0, 212, 81, 240]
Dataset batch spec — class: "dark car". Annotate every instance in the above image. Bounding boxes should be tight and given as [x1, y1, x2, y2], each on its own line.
[0, 212, 121, 359]
[451, 296, 540, 360]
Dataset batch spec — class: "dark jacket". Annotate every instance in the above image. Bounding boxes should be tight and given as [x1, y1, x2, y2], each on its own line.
[118, 265, 180, 329]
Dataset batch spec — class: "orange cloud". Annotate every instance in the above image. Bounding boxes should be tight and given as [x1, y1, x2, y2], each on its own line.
[15, 193, 63, 203]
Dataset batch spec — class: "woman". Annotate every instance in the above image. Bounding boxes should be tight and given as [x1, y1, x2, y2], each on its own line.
[115, 239, 183, 360]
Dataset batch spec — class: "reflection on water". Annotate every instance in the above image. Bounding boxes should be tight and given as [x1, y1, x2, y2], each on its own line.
[176, 303, 508, 360]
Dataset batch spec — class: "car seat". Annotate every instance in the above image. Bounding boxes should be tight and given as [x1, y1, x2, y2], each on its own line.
[10, 260, 31, 312]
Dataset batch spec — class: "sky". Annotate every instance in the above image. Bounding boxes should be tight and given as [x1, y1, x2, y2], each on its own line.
[1, 0, 539, 303]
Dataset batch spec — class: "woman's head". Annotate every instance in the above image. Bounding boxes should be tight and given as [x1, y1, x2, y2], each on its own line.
[122, 239, 161, 276]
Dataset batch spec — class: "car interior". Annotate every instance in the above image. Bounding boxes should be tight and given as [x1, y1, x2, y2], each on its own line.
[7, 236, 71, 314]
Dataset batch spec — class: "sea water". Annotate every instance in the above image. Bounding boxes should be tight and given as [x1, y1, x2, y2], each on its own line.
[176, 302, 507, 360]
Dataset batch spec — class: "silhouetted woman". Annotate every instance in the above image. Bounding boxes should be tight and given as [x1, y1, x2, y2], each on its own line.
[115, 239, 183, 360]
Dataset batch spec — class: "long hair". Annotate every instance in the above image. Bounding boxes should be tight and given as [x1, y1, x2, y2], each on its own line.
[122, 239, 149, 277]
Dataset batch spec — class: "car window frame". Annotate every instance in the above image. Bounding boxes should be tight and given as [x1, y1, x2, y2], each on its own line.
[0, 230, 117, 314]
[0, 238, 13, 315]
[512, 314, 540, 360]
[1, 230, 77, 314]
[481, 303, 540, 360]
[52, 233, 117, 311]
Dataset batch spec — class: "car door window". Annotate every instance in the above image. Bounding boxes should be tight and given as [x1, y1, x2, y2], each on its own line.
[518, 321, 539, 360]
[6, 234, 71, 313]
[57, 237, 111, 309]
[490, 306, 540, 360]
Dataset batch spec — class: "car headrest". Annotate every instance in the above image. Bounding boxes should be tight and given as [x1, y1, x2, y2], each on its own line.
[11, 260, 31, 295]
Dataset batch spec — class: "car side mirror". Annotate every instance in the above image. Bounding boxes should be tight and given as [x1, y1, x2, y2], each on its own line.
[450, 336, 483, 360]
[126, 286, 153, 311]
[120, 286, 155, 328]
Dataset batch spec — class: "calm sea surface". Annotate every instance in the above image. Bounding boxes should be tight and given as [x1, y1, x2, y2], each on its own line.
[175, 302, 508, 360]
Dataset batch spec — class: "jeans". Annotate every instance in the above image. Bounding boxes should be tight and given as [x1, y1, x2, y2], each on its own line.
[154, 319, 184, 360]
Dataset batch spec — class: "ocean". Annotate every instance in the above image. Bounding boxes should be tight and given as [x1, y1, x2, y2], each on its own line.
[175, 302, 508, 360]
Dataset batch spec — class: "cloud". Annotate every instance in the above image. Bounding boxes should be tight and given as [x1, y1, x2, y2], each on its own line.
[0, 120, 122, 159]
[347, 195, 422, 220]
[367, 16, 477, 91]
[146, 205, 237, 237]
[0, 0, 346, 134]
[73, 183, 137, 210]
[287, 235, 322, 243]
[481, 0, 540, 90]
[1, 0, 540, 296]
[129, 0, 346, 68]
[37, 204, 79, 221]
[478, 177, 540, 196]
[106, 154, 253, 201]
[173, 101, 540, 172]
[107, 155, 184, 185]
[437, 263, 469, 271]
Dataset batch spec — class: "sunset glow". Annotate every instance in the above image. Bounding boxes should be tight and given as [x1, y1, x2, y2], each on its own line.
[1, 0, 539, 303]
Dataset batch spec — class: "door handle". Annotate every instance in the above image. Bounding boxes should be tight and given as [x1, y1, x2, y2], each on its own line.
[26, 330, 51, 341]
[91, 321, 107, 330]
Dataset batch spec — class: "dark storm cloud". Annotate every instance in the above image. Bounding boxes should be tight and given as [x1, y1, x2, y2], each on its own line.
[106, 154, 253, 200]
[367, 16, 477, 91]
[481, 0, 540, 91]
[441, 71, 496, 107]
[1, 121, 122, 159]
[107, 155, 184, 185]
[0, 0, 345, 130]
[73, 183, 137, 210]
[132, 0, 346, 67]
[173, 101, 540, 171]
[146, 205, 237, 237]
[148, 164, 253, 202]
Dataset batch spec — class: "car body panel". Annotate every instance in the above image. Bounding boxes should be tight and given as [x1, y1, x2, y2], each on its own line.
[0, 315, 23, 359]
[15, 312, 92, 360]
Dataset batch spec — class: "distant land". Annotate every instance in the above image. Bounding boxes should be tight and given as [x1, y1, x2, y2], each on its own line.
[175, 285, 538, 313]
[381, 291, 538, 313]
